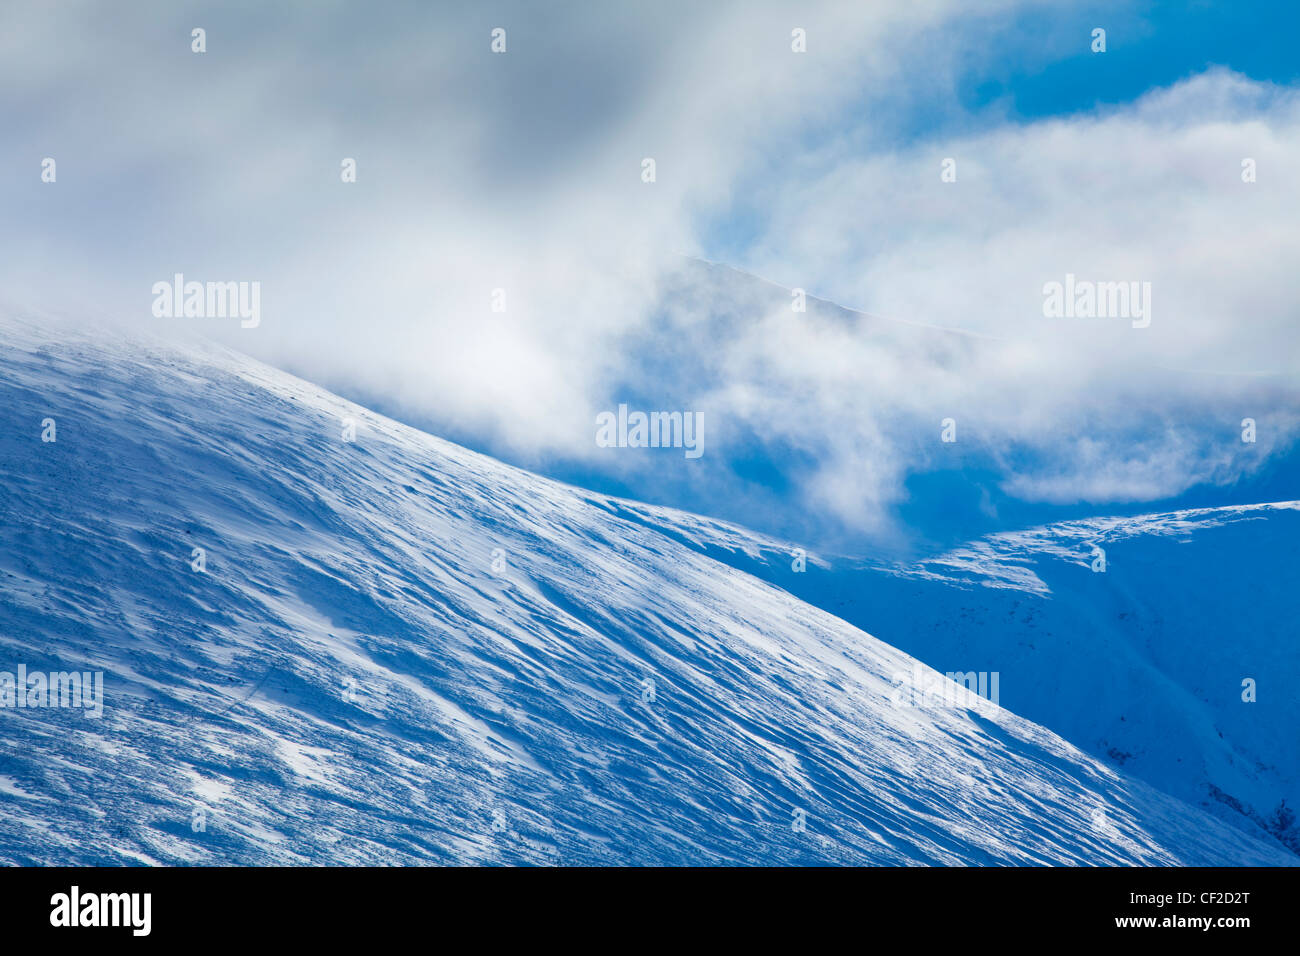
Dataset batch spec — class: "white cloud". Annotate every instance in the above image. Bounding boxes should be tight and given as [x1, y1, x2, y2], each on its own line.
[2, 2, 1296, 542]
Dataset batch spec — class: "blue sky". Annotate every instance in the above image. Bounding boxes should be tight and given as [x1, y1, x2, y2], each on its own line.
[967, 1, 1300, 117]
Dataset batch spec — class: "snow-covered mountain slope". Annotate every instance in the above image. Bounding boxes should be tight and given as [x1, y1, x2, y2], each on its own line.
[687, 502, 1300, 853]
[0, 314, 1293, 865]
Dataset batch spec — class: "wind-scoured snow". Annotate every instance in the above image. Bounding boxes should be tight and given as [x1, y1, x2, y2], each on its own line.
[723, 504, 1300, 855]
[0, 314, 1293, 865]
[903, 503, 1300, 595]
